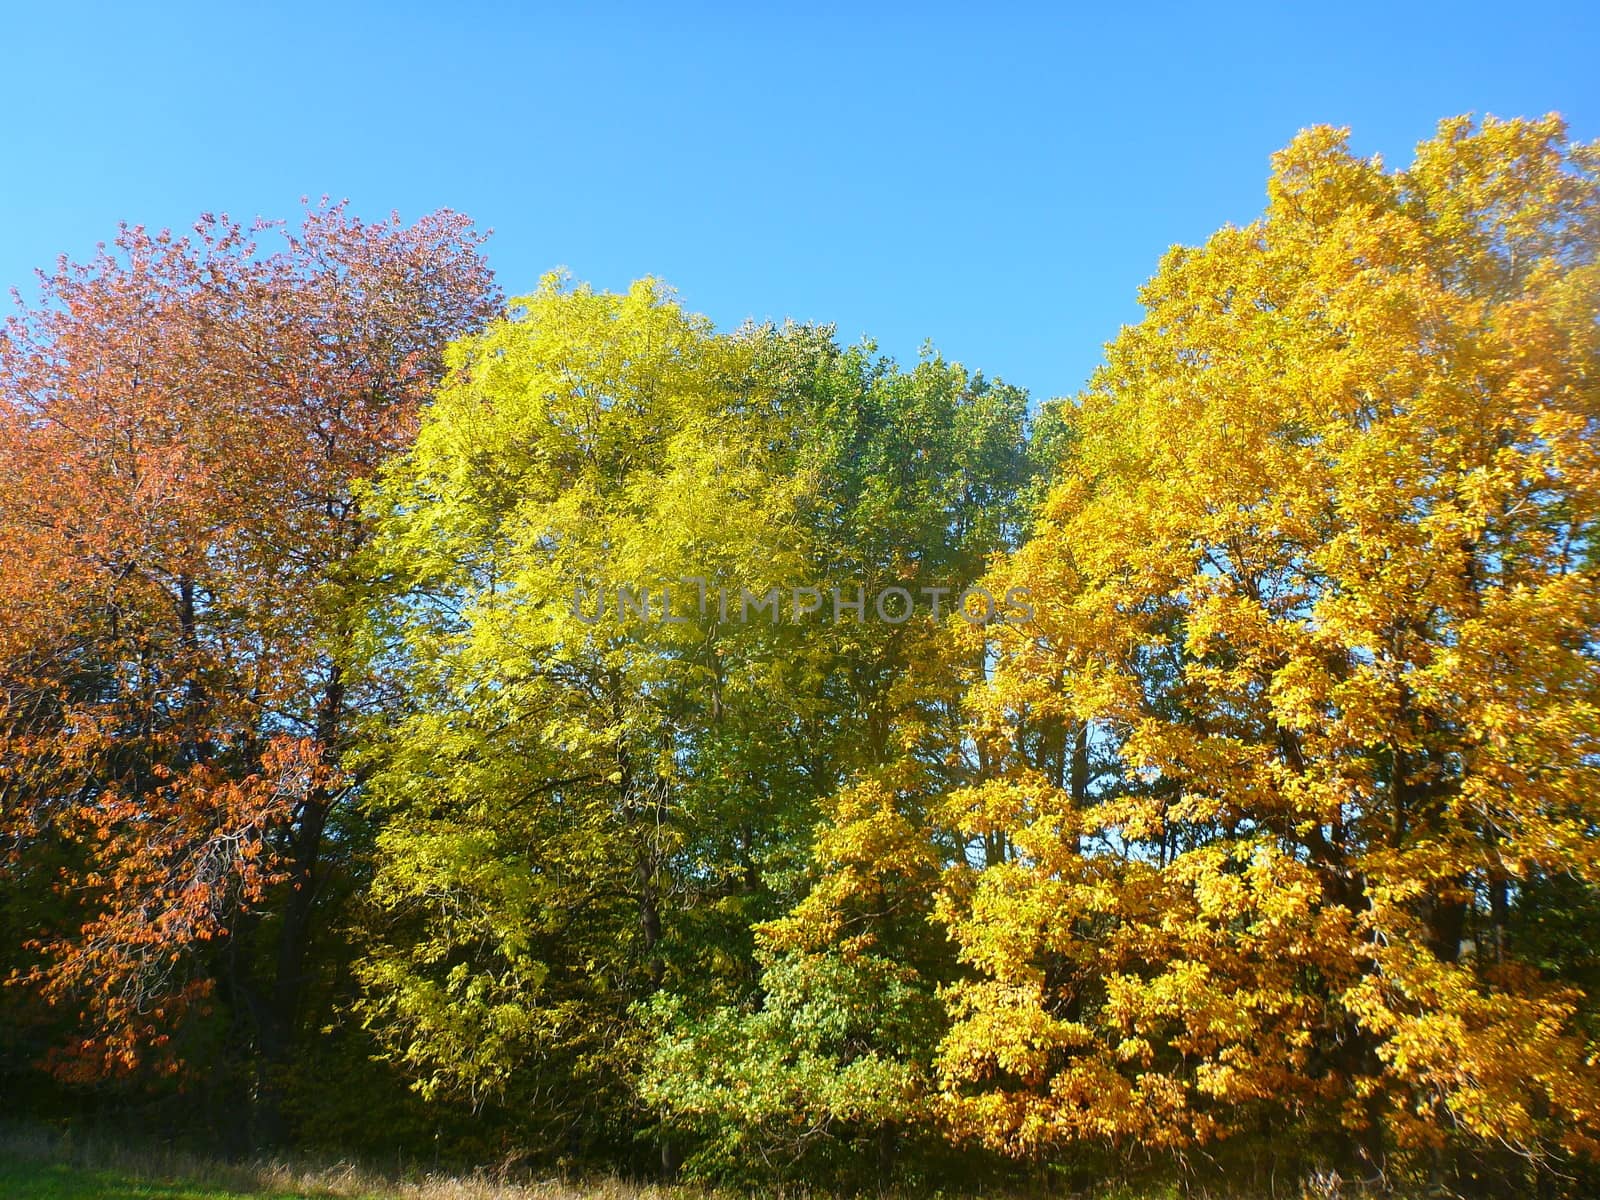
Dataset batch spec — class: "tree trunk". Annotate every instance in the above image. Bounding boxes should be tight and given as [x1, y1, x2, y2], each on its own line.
[255, 666, 343, 1145]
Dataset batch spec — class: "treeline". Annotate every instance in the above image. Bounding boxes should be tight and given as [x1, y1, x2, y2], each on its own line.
[2, 115, 1598, 1198]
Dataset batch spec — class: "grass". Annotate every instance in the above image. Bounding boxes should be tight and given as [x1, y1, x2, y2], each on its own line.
[0, 1121, 1433, 1199]
[0, 1156, 273, 1199]
[0, 1124, 686, 1200]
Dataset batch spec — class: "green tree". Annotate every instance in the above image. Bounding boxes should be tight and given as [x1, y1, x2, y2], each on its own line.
[640, 330, 1037, 1186]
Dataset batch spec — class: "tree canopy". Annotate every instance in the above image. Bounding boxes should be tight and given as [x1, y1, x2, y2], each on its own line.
[2, 114, 1598, 1198]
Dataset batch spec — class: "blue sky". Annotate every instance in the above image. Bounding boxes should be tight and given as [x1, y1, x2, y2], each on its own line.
[2, 1, 1595, 402]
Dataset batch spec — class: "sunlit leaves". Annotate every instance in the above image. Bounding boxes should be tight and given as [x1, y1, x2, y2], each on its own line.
[937, 114, 1600, 1184]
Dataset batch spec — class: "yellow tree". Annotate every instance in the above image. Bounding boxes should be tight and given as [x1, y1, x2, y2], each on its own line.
[938, 115, 1600, 1192]
[349, 275, 823, 1158]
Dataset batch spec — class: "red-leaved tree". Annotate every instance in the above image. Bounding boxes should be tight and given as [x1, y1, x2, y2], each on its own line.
[0, 204, 498, 1133]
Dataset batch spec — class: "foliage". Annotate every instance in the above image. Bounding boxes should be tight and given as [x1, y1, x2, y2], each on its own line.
[936, 114, 1600, 1193]
[3, 112, 1599, 1199]
[0, 204, 497, 1131]
[353, 275, 1033, 1174]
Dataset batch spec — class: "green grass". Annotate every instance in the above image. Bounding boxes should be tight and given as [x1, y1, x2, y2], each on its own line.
[0, 1153, 312, 1200]
[0, 1125, 682, 1200]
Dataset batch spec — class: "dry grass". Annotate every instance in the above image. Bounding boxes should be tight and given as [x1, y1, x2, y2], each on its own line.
[0, 1121, 1447, 1200]
[0, 1121, 700, 1200]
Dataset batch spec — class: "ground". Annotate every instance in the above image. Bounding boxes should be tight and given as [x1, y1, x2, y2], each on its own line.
[0, 1154, 311, 1200]
[0, 1134, 676, 1200]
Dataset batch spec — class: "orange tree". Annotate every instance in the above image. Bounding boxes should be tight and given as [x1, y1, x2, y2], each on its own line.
[0, 206, 496, 1139]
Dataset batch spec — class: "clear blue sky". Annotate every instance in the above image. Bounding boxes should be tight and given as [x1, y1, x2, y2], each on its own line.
[2, 1, 1595, 402]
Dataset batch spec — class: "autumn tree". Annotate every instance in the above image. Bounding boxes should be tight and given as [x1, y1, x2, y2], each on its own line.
[353, 277, 1037, 1174]
[937, 114, 1600, 1195]
[7, 112, 1596, 1197]
[349, 276, 827, 1164]
[0, 205, 497, 1140]
[639, 329, 1036, 1187]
